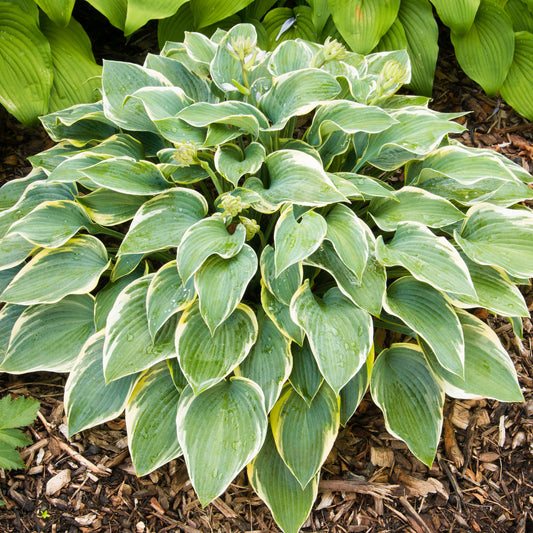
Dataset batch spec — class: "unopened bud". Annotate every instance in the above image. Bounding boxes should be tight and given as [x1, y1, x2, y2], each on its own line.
[239, 216, 260, 240]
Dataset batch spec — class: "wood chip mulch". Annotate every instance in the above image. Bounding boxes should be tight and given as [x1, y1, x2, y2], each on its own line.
[1, 33, 533, 533]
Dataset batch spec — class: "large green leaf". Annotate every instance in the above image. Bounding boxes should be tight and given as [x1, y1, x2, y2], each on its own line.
[119, 188, 207, 255]
[177, 377, 267, 505]
[501, 31, 533, 121]
[1, 235, 109, 305]
[376, 222, 476, 297]
[176, 303, 258, 394]
[371, 343, 444, 466]
[261, 244, 303, 306]
[421, 310, 523, 401]
[451, 1, 514, 96]
[0, 234, 37, 271]
[263, 6, 317, 49]
[126, 362, 183, 476]
[0, 304, 25, 366]
[369, 186, 465, 231]
[190, 0, 254, 28]
[306, 100, 396, 146]
[146, 261, 195, 339]
[290, 283, 373, 394]
[270, 383, 339, 488]
[289, 339, 324, 406]
[328, 0, 401, 54]
[305, 242, 386, 316]
[0, 2, 52, 126]
[0, 295, 95, 373]
[248, 428, 318, 533]
[430, 0, 480, 33]
[397, 0, 439, 96]
[384, 277, 465, 377]
[103, 275, 178, 382]
[267, 39, 315, 77]
[259, 69, 340, 129]
[65, 330, 139, 436]
[196, 244, 258, 332]
[273, 206, 327, 276]
[34, 0, 75, 26]
[7, 200, 93, 248]
[235, 310, 292, 413]
[81, 158, 172, 196]
[40, 15, 102, 113]
[177, 216, 246, 282]
[454, 203, 533, 278]
[325, 204, 369, 280]
[245, 150, 346, 209]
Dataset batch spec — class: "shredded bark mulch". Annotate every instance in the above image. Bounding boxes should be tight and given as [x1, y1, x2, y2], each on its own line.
[1, 30, 533, 533]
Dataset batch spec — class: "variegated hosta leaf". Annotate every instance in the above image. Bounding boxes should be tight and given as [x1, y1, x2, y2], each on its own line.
[446, 254, 529, 318]
[0, 295, 95, 373]
[0, 181, 76, 239]
[0, 170, 48, 211]
[177, 377, 267, 506]
[126, 362, 183, 476]
[196, 244, 258, 332]
[324, 204, 369, 280]
[261, 245, 303, 306]
[1, 236, 109, 305]
[235, 310, 292, 413]
[176, 303, 258, 394]
[111, 253, 144, 282]
[384, 277, 465, 377]
[248, 428, 318, 533]
[371, 343, 444, 466]
[336, 172, 396, 200]
[270, 383, 340, 488]
[104, 275, 178, 382]
[267, 39, 315, 76]
[0, 234, 37, 271]
[356, 108, 465, 171]
[261, 284, 305, 346]
[47, 152, 108, 184]
[214, 142, 266, 187]
[77, 189, 150, 226]
[340, 348, 373, 426]
[176, 101, 270, 139]
[0, 305, 25, 366]
[94, 265, 147, 330]
[369, 186, 465, 231]
[306, 100, 396, 146]
[119, 188, 208, 255]
[451, 1, 514, 97]
[102, 60, 171, 131]
[376, 222, 476, 297]
[7, 200, 94, 248]
[127, 86, 193, 121]
[210, 23, 258, 92]
[421, 310, 523, 401]
[305, 242, 386, 316]
[454, 203, 533, 278]
[81, 158, 172, 196]
[65, 330, 139, 436]
[259, 69, 341, 129]
[291, 282, 373, 394]
[245, 150, 346, 209]
[273, 206, 327, 276]
[177, 216, 246, 282]
[329, 0, 401, 54]
[289, 339, 324, 406]
[146, 261, 195, 339]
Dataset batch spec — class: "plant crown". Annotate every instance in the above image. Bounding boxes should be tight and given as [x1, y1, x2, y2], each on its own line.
[0, 23, 532, 533]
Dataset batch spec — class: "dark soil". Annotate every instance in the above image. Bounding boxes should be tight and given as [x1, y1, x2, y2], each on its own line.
[1, 22, 533, 533]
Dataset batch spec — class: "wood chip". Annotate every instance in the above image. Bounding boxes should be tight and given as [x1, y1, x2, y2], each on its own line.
[370, 446, 395, 468]
[45, 469, 71, 496]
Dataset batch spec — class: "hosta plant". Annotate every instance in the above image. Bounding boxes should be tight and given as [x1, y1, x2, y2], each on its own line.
[1, 24, 532, 533]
